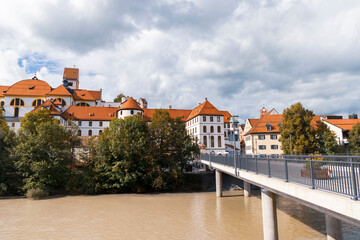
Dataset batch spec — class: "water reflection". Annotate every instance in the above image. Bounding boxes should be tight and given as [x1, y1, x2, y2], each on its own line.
[0, 192, 359, 240]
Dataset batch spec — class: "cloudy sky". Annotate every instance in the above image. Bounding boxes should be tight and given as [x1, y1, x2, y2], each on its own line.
[1, 0, 359, 122]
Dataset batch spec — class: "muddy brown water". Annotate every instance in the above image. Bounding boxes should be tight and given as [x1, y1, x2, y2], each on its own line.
[0, 191, 359, 240]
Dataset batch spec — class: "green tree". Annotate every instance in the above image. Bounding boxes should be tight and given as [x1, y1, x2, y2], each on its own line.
[14, 110, 75, 193]
[279, 103, 317, 154]
[93, 114, 151, 192]
[349, 123, 360, 154]
[113, 93, 128, 103]
[315, 121, 338, 155]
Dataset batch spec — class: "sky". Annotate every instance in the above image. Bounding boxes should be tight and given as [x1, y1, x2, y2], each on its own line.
[0, 0, 360, 123]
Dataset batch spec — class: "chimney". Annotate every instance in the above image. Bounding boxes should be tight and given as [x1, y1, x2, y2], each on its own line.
[260, 107, 268, 117]
[169, 105, 172, 109]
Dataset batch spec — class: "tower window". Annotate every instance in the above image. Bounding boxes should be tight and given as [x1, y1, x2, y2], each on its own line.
[130, 110, 134, 115]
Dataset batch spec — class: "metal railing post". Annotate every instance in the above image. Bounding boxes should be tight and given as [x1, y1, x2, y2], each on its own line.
[209, 152, 211, 169]
[350, 157, 358, 200]
[255, 156, 258, 174]
[267, 155, 271, 178]
[309, 157, 315, 189]
[284, 157, 289, 182]
[234, 151, 237, 176]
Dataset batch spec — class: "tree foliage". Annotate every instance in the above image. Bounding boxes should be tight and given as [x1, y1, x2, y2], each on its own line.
[315, 121, 338, 155]
[349, 123, 360, 154]
[279, 103, 317, 154]
[113, 93, 128, 103]
[14, 110, 76, 192]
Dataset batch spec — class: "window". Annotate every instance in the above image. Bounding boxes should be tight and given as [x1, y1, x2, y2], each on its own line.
[55, 98, 66, 106]
[77, 130, 81, 136]
[120, 111, 123, 115]
[10, 98, 24, 106]
[88, 130, 92, 136]
[211, 136, 214, 148]
[99, 130, 103, 134]
[203, 136, 207, 147]
[203, 126, 207, 133]
[270, 134, 277, 140]
[210, 126, 214, 133]
[99, 121, 103, 127]
[245, 136, 250, 141]
[78, 121, 82, 126]
[0, 101, 4, 107]
[266, 123, 272, 131]
[14, 107, 19, 117]
[131, 110, 134, 115]
[271, 145, 278, 150]
[217, 126, 221, 133]
[224, 131, 227, 137]
[68, 82, 73, 86]
[195, 127, 197, 133]
[11, 123, 15, 127]
[217, 116, 220, 122]
[210, 116, 213, 122]
[89, 121, 92, 127]
[32, 99, 44, 107]
[218, 136, 221, 147]
[259, 145, 266, 150]
[76, 102, 90, 106]
[203, 116, 206, 122]
[258, 135, 265, 140]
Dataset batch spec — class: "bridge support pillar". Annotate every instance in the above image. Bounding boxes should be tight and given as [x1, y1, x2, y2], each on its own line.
[325, 214, 342, 240]
[216, 169, 222, 197]
[261, 189, 278, 240]
[244, 181, 251, 197]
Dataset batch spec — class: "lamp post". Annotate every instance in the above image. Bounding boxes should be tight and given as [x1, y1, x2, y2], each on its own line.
[290, 132, 293, 155]
[230, 116, 239, 176]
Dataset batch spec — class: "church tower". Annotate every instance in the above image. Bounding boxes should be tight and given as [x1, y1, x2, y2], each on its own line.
[117, 97, 143, 119]
[63, 67, 79, 90]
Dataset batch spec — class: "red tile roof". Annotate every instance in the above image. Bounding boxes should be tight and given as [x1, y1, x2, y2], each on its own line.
[5, 79, 52, 96]
[187, 99, 223, 121]
[248, 119, 259, 126]
[220, 110, 232, 123]
[120, 97, 142, 110]
[32, 99, 62, 116]
[73, 89, 101, 101]
[47, 85, 72, 96]
[0, 86, 9, 97]
[64, 106, 117, 121]
[63, 68, 79, 80]
[323, 119, 360, 131]
[246, 114, 321, 134]
[143, 109, 192, 122]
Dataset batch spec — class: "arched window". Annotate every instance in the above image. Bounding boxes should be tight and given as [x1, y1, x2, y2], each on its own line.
[76, 102, 90, 106]
[0, 101, 4, 107]
[55, 98, 66, 106]
[211, 136, 214, 148]
[203, 136, 207, 147]
[10, 98, 24, 106]
[210, 126, 214, 133]
[130, 110, 134, 115]
[217, 126, 221, 133]
[203, 126, 207, 133]
[218, 136, 222, 147]
[120, 111, 123, 115]
[77, 130, 81, 136]
[14, 107, 19, 117]
[99, 130, 103, 134]
[88, 130, 92, 136]
[32, 99, 44, 107]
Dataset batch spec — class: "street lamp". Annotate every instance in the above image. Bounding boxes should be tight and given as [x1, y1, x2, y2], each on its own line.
[289, 132, 293, 155]
[230, 116, 239, 176]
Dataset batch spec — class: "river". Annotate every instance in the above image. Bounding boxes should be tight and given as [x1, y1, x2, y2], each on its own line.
[0, 191, 359, 239]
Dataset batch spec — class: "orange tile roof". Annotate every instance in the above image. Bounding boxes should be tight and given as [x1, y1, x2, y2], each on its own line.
[220, 110, 232, 123]
[46, 85, 72, 96]
[63, 68, 79, 80]
[248, 118, 259, 126]
[73, 89, 100, 101]
[5, 79, 52, 96]
[64, 106, 117, 121]
[187, 99, 223, 121]
[120, 97, 142, 110]
[0, 86, 9, 97]
[323, 119, 360, 131]
[143, 108, 192, 122]
[32, 99, 62, 116]
[247, 114, 321, 134]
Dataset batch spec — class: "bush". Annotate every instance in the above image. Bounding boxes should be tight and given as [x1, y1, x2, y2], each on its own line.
[0, 183, 7, 196]
[26, 188, 49, 200]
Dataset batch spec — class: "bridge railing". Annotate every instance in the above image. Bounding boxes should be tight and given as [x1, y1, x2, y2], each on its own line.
[200, 154, 360, 200]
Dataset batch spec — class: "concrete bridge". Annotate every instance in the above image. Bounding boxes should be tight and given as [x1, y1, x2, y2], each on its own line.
[198, 154, 360, 240]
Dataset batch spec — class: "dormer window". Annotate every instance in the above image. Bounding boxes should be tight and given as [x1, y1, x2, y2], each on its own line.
[266, 123, 272, 131]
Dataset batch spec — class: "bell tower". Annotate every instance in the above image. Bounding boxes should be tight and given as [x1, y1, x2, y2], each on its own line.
[63, 67, 79, 90]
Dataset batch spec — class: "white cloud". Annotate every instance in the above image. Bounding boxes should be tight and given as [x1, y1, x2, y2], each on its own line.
[0, 0, 360, 121]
